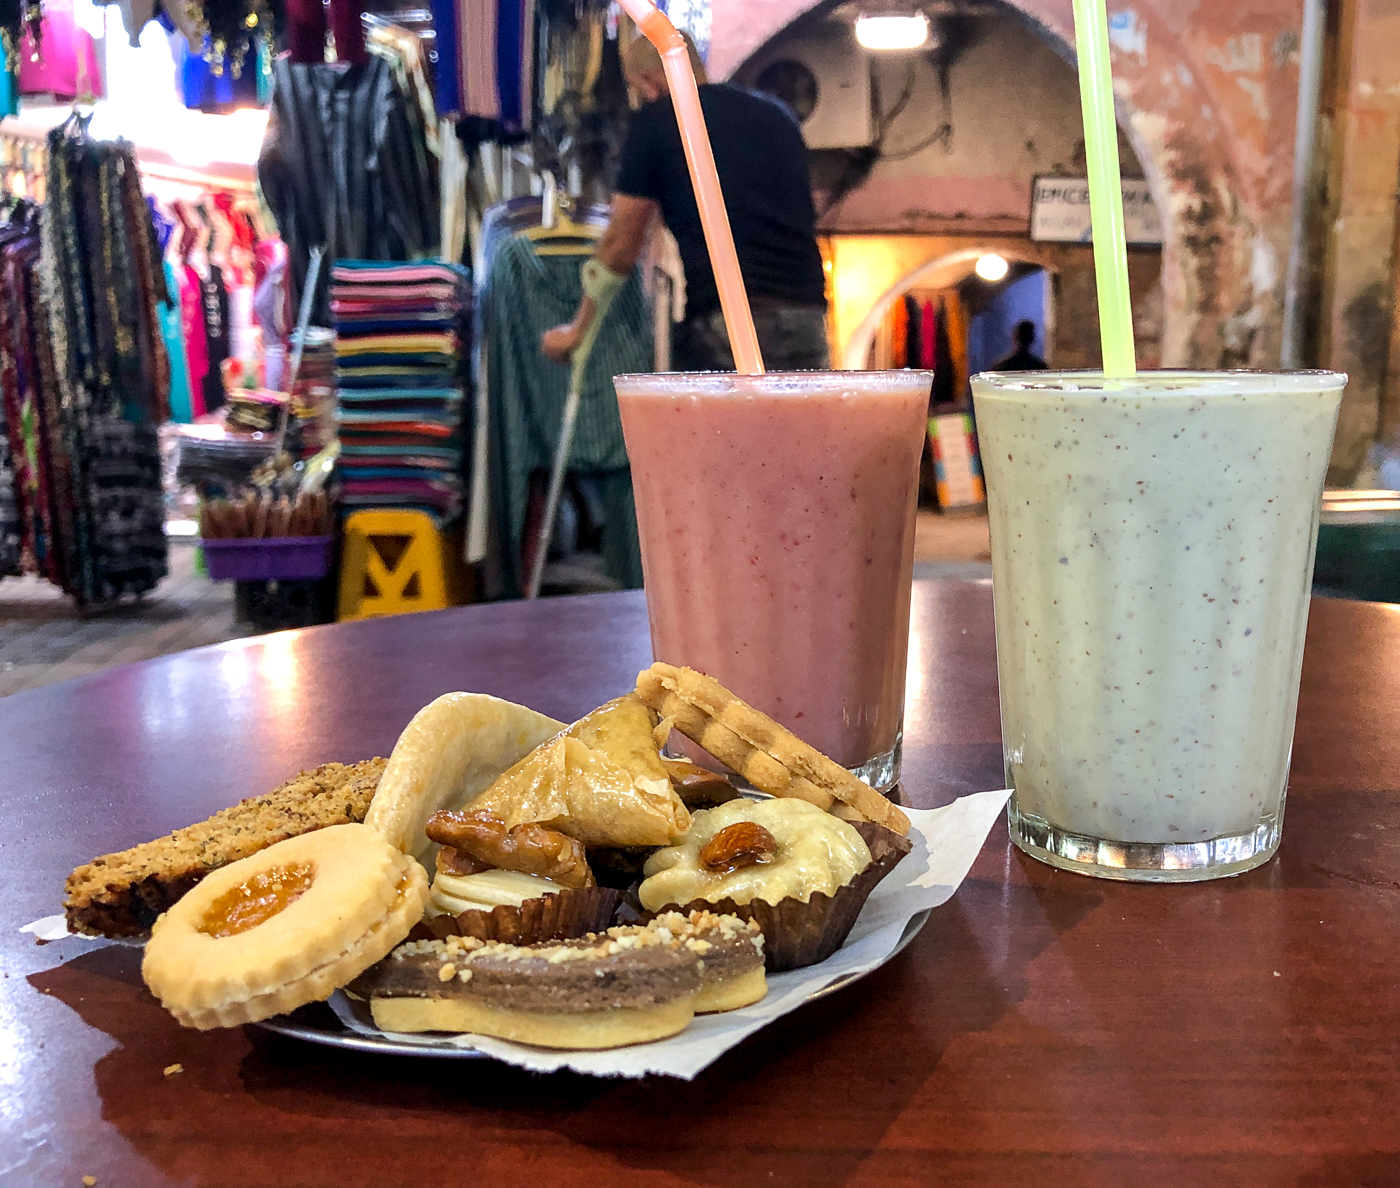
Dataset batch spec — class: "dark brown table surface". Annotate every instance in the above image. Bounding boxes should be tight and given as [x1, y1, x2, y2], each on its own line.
[2, 580, 1398, 1187]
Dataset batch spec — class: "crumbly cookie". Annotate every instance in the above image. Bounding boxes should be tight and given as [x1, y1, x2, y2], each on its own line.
[65, 758, 387, 938]
[635, 664, 910, 836]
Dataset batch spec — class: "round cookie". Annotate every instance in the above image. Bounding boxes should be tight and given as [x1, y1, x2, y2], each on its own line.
[142, 823, 430, 1029]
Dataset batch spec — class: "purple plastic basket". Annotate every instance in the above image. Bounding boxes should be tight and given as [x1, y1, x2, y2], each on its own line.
[201, 536, 334, 582]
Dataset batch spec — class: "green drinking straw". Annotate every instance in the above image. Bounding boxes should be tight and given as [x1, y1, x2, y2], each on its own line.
[1072, 0, 1137, 377]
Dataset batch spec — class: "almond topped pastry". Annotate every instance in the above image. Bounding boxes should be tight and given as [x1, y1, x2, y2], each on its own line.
[638, 798, 872, 912]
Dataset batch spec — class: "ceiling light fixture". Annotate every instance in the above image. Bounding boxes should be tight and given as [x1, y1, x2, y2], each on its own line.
[855, 13, 930, 51]
[975, 253, 1009, 282]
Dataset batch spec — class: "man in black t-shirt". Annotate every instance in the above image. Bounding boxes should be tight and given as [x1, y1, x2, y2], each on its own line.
[541, 33, 830, 371]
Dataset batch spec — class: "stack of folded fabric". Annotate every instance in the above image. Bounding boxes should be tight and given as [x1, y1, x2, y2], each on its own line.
[290, 328, 337, 457]
[331, 261, 470, 521]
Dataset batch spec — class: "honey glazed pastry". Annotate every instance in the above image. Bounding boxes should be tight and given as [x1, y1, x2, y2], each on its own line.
[466, 693, 690, 847]
[634, 664, 910, 836]
[420, 809, 622, 942]
[141, 824, 429, 1029]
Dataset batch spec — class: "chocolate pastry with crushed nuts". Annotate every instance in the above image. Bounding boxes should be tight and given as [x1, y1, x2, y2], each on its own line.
[359, 910, 766, 1046]
[64, 759, 387, 938]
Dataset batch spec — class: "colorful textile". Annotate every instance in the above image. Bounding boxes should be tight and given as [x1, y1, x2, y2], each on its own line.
[0, 44, 18, 118]
[180, 265, 209, 417]
[0, 129, 170, 605]
[160, 261, 194, 422]
[331, 259, 470, 521]
[18, 0, 103, 99]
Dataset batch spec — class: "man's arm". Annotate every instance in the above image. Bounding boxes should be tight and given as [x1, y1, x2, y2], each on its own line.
[541, 194, 658, 364]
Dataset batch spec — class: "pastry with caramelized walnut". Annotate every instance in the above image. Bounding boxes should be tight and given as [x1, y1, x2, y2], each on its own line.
[413, 694, 691, 945]
[639, 798, 872, 911]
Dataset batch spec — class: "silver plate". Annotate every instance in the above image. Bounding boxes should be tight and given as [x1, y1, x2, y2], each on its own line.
[253, 908, 932, 1060]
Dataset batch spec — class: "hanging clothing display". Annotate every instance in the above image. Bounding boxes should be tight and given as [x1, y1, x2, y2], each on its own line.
[177, 35, 270, 114]
[919, 299, 936, 371]
[479, 207, 649, 597]
[18, 0, 104, 100]
[872, 286, 970, 405]
[933, 297, 955, 404]
[0, 39, 18, 118]
[0, 201, 56, 581]
[0, 199, 41, 578]
[158, 258, 194, 421]
[180, 262, 209, 415]
[286, 0, 367, 65]
[1, 0, 41, 69]
[258, 56, 441, 324]
[0, 124, 171, 605]
[331, 261, 469, 521]
[888, 296, 908, 370]
[201, 265, 231, 412]
[0, 402, 19, 575]
[535, 1, 630, 197]
[942, 292, 969, 397]
[433, 0, 534, 135]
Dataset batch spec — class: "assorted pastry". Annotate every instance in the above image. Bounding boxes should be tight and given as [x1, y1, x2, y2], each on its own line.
[65, 758, 389, 938]
[351, 910, 766, 1049]
[61, 666, 916, 1049]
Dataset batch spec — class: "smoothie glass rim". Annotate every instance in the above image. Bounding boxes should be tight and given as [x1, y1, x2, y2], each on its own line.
[971, 368, 1347, 397]
[615, 370, 935, 395]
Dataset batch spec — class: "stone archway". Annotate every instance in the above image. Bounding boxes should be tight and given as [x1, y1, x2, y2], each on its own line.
[710, 0, 1297, 371]
[840, 245, 1055, 369]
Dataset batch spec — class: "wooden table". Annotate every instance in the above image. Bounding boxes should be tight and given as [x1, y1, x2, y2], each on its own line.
[3, 582, 1398, 1187]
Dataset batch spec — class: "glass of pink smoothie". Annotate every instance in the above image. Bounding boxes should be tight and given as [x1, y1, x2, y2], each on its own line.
[614, 371, 932, 791]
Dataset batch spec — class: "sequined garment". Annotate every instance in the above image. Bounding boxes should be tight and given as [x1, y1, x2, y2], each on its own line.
[0, 123, 170, 605]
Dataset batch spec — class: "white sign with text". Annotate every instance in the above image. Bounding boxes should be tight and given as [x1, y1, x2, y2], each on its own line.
[1030, 176, 1163, 245]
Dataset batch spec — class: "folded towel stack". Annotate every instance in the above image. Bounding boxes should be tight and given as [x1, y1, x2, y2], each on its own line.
[331, 261, 471, 520]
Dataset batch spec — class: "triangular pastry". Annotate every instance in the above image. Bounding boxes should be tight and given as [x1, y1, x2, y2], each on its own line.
[465, 694, 690, 847]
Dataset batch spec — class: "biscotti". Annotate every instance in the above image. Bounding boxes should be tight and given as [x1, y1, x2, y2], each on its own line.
[64, 758, 387, 938]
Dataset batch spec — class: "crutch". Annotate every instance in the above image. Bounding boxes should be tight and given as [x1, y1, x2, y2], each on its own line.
[526, 258, 626, 599]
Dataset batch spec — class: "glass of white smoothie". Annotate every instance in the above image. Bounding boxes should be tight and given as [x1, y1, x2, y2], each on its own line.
[971, 370, 1346, 881]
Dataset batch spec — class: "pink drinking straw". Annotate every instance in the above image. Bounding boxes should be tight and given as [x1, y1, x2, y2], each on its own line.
[614, 0, 766, 374]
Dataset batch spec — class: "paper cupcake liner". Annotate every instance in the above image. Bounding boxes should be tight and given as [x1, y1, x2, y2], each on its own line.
[407, 885, 623, 947]
[655, 823, 913, 972]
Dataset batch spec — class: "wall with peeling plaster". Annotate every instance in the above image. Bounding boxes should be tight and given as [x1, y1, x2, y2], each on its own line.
[735, 15, 1143, 233]
[709, 0, 1310, 419]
